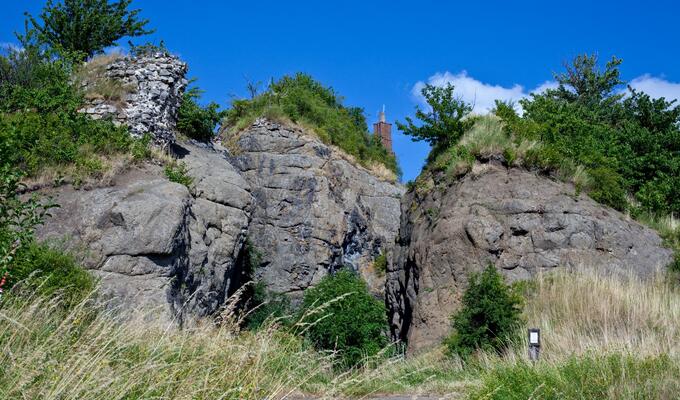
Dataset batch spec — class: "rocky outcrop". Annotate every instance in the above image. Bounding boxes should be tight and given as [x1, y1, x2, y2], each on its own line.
[36, 118, 403, 320]
[386, 162, 674, 353]
[179, 141, 253, 317]
[37, 142, 253, 323]
[230, 119, 405, 297]
[79, 52, 188, 145]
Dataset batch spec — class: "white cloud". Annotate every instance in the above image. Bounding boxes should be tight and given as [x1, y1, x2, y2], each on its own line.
[627, 74, 680, 103]
[532, 80, 559, 94]
[412, 71, 558, 114]
[413, 70, 680, 114]
[412, 71, 524, 114]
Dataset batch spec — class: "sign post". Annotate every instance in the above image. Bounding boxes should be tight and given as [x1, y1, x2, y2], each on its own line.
[528, 328, 540, 362]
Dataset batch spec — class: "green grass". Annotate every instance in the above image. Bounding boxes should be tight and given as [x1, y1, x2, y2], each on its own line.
[9, 241, 95, 308]
[163, 161, 193, 188]
[471, 353, 680, 400]
[221, 73, 400, 177]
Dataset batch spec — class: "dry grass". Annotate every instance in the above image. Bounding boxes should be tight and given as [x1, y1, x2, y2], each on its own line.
[20, 153, 135, 191]
[74, 52, 135, 105]
[518, 269, 680, 360]
[220, 117, 398, 183]
[2, 268, 679, 399]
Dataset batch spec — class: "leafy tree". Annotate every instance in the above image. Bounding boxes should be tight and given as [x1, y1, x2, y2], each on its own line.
[396, 83, 476, 155]
[24, 0, 154, 60]
[500, 54, 680, 214]
[551, 54, 624, 107]
[176, 86, 225, 142]
[299, 268, 388, 367]
[445, 265, 523, 358]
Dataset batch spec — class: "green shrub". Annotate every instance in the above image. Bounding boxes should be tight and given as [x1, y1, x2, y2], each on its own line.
[445, 265, 522, 358]
[373, 253, 387, 276]
[0, 46, 150, 180]
[0, 166, 55, 279]
[244, 281, 292, 331]
[10, 242, 95, 308]
[164, 162, 193, 187]
[470, 353, 680, 400]
[298, 268, 388, 367]
[496, 54, 680, 216]
[0, 165, 91, 308]
[176, 85, 225, 142]
[223, 73, 399, 175]
[586, 166, 628, 211]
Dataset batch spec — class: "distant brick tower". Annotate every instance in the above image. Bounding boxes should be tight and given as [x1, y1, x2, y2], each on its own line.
[373, 105, 393, 153]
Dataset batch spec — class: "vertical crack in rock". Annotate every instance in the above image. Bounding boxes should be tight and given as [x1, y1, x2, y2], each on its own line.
[387, 162, 674, 354]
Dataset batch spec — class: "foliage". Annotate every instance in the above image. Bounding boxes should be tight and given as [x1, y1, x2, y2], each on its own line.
[164, 162, 193, 187]
[298, 268, 389, 367]
[470, 353, 680, 400]
[244, 281, 292, 331]
[0, 46, 81, 113]
[24, 0, 154, 60]
[396, 83, 476, 158]
[373, 253, 387, 276]
[223, 73, 399, 175]
[0, 166, 56, 294]
[10, 242, 95, 308]
[445, 265, 523, 358]
[498, 54, 680, 214]
[0, 45, 150, 181]
[177, 85, 225, 142]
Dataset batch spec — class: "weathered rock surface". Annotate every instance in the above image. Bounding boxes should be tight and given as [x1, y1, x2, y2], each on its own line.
[37, 168, 191, 321]
[386, 162, 674, 353]
[178, 141, 253, 317]
[35, 116, 404, 320]
[79, 52, 188, 145]
[37, 142, 253, 322]
[231, 119, 405, 296]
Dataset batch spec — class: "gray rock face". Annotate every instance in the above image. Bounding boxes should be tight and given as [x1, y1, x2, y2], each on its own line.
[79, 52, 188, 145]
[37, 142, 253, 322]
[231, 119, 405, 296]
[386, 162, 674, 353]
[35, 117, 402, 320]
[37, 171, 192, 322]
[179, 141, 253, 317]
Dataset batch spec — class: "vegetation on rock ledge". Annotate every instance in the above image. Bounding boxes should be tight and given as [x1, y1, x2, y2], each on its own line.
[222, 73, 400, 176]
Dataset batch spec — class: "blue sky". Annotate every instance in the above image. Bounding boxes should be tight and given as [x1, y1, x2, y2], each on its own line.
[3, 0, 680, 181]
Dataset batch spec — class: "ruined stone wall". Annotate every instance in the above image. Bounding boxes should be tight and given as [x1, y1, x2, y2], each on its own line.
[79, 52, 188, 145]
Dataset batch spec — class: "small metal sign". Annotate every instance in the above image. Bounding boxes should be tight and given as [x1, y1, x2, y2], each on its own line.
[528, 328, 540, 362]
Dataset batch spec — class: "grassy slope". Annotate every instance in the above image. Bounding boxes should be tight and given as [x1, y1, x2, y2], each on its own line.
[2, 269, 678, 399]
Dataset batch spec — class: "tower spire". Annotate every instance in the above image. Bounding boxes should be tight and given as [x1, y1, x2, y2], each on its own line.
[379, 104, 386, 123]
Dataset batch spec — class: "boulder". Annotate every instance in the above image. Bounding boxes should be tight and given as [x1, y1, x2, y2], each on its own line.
[386, 162, 674, 353]
[36, 169, 191, 322]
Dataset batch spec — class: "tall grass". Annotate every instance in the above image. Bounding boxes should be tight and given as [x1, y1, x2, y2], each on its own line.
[2, 269, 679, 399]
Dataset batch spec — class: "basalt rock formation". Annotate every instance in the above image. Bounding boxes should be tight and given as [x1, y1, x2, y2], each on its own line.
[37, 120, 403, 321]
[230, 119, 404, 297]
[37, 141, 253, 323]
[386, 162, 674, 353]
